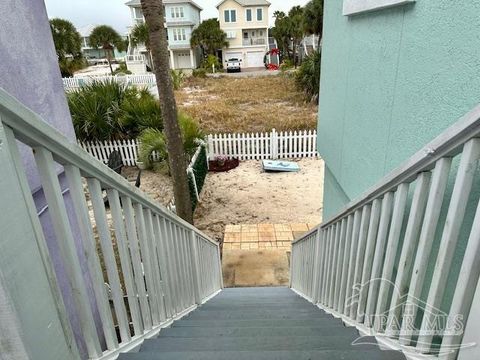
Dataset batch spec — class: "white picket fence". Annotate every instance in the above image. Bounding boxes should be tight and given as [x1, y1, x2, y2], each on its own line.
[207, 129, 318, 160]
[79, 129, 318, 166]
[63, 74, 157, 91]
[80, 139, 140, 166]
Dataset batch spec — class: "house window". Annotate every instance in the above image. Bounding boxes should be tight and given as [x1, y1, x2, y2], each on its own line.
[246, 9, 252, 22]
[171, 6, 185, 18]
[243, 32, 249, 39]
[172, 28, 187, 41]
[134, 7, 143, 19]
[226, 31, 237, 39]
[259, 30, 264, 37]
[342, 0, 415, 16]
[257, 8, 263, 21]
[224, 9, 236, 23]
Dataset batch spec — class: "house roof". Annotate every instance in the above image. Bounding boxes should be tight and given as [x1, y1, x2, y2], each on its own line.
[125, 0, 203, 10]
[216, 0, 271, 8]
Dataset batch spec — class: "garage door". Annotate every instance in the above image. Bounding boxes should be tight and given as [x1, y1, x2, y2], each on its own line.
[246, 51, 264, 68]
[176, 51, 191, 69]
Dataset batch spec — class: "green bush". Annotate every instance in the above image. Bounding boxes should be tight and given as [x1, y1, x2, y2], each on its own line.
[120, 88, 162, 138]
[202, 54, 222, 73]
[68, 80, 128, 141]
[192, 68, 207, 78]
[171, 69, 186, 90]
[138, 128, 167, 168]
[60, 57, 87, 77]
[295, 50, 321, 102]
[179, 111, 204, 155]
[113, 62, 132, 75]
[68, 80, 162, 141]
[280, 58, 294, 71]
[137, 112, 203, 169]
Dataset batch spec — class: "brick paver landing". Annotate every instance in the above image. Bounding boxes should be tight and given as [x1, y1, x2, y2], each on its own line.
[223, 223, 317, 251]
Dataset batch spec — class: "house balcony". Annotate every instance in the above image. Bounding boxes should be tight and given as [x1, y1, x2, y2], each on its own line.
[242, 37, 267, 46]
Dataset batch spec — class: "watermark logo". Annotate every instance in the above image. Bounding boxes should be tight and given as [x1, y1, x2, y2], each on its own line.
[343, 278, 475, 356]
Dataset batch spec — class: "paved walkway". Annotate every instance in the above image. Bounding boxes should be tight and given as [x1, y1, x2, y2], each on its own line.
[223, 223, 317, 251]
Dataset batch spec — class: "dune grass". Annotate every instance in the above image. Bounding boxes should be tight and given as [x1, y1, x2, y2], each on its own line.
[175, 75, 318, 134]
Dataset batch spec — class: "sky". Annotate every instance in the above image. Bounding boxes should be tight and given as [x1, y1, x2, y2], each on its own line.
[44, 0, 310, 34]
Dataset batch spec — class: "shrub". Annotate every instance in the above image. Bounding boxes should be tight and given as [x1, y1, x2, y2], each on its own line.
[192, 68, 207, 78]
[138, 128, 167, 168]
[138, 112, 203, 168]
[120, 88, 162, 138]
[68, 79, 128, 141]
[179, 111, 204, 155]
[202, 54, 222, 72]
[171, 69, 186, 90]
[280, 58, 294, 71]
[295, 50, 321, 102]
[68, 80, 162, 141]
[60, 57, 87, 77]
[113, 62, 132, 75]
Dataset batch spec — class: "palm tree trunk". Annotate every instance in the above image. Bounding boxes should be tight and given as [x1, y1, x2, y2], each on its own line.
[140, 0, 193, 223]
[106, 48, 114, 75]
[293, 41, 297, 68]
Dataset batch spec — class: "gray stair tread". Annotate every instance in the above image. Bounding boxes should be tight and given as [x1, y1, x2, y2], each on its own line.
[172, 318, 344, 327]
[159, 326, 359, 338]
[119, 350, 406, 360]
[186, 310, 330, 319]
[118, 287, 406, 360]
[140, 336, 380, 352]
[200, 302, 316, 308]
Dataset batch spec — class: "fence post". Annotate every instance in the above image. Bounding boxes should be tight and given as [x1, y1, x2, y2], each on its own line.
[271, 128, 278, 159]
[207, 134, 214, 160]
[189, 230, 202, 304]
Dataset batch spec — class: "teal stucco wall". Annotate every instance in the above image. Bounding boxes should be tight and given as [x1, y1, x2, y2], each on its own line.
[318, 0, 480, 220]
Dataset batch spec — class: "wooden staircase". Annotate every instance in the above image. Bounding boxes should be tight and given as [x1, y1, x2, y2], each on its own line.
[118, 287, 406, 360]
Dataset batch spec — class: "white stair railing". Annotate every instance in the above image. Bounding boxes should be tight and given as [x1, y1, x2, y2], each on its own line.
[0, 88, 222, 360]
[291, 104, 480, 360]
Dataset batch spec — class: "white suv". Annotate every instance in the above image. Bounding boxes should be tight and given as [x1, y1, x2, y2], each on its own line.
[226, 58, 242, 73]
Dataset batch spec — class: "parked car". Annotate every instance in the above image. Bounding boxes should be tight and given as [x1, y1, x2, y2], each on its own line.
[226, 58, 242, 73]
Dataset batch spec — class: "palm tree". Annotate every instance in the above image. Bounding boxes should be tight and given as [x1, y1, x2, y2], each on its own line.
[288, 6, 305, 68]
[190, 19, 228, 57]
[303, 0, 324, 49]
[89, 25, 126, 75]
[130, 22, 153, 69]
[49, 18, 84, 76]
[139, 0, 193, 223]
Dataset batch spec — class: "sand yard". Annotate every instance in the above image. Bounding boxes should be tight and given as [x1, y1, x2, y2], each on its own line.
[194, 158, 324, 242]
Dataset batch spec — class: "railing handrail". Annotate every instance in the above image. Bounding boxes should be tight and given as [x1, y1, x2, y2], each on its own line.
[291, 103, 480, 360]
[320, 104, 480, 229]
[0, 88, 217, 246]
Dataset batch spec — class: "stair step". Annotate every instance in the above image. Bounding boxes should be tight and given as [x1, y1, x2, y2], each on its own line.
[186, 310, 330, 320]
[119, 350, 406, 360]
[198, 303, 316, 312]
[140, 336, 380, 352]
[159, 326, 359, 338]
[172, 318, 345, 328]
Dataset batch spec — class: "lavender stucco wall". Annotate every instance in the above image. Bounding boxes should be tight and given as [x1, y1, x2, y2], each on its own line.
[0, 0, 104, 357]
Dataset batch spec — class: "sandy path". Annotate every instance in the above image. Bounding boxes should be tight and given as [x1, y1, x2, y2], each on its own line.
[194, 158, 324, 242]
